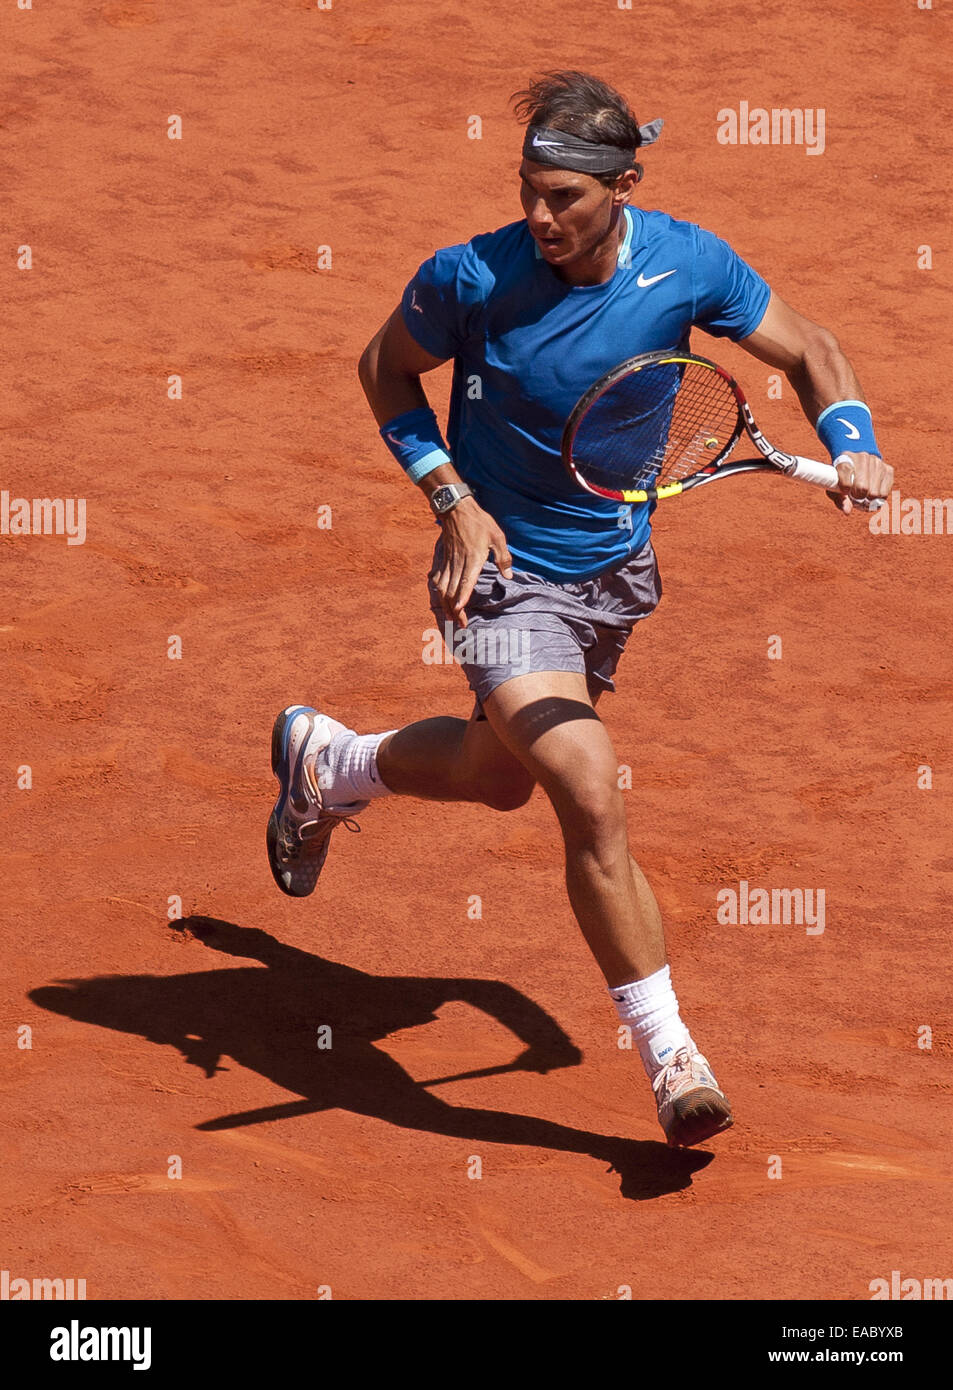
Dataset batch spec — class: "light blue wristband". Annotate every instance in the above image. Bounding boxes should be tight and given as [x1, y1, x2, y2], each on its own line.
[815, 400, 881, 460]
[379, 406, 452, 483]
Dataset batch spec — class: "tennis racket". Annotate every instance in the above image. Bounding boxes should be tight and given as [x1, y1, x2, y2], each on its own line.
[562, 349, 882, 509]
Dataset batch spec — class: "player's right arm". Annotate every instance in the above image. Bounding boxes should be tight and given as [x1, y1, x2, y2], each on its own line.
[358, 307, 513, 626]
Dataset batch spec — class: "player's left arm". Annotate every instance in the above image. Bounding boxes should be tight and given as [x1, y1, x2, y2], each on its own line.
[738, 291, 893, 514]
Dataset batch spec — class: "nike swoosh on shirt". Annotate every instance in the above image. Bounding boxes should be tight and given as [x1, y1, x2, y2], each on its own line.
[835, 418, 861, 440]
[636, 269, 677, 288]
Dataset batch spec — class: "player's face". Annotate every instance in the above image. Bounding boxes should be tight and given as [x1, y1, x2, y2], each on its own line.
[519, 160, 629, 267]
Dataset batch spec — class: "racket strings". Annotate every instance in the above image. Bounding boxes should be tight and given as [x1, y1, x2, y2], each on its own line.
[570, 361, 740, 493]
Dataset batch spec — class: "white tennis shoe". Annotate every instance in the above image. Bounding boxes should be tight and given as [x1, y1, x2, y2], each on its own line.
[266, 705, 366, 898]
[653, 1044, 733, 1148]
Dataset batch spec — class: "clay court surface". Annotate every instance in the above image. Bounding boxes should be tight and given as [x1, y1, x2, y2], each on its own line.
[3, 1, 951, 1300]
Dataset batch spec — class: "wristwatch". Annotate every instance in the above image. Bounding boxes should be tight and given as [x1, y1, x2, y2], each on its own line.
[429, 482, 474, 517]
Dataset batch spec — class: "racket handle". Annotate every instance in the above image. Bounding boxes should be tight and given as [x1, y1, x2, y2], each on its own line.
[787, 453, 840, 488]
[788, 453, 885, 511]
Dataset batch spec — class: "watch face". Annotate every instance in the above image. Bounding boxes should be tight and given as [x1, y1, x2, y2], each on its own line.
[433, 486, 454, 511]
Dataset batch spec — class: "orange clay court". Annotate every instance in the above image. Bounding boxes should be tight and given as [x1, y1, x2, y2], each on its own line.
[2, 0, 951, 1300]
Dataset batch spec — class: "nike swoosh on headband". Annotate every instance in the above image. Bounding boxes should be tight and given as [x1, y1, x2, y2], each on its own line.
[522, 120, 665, 176]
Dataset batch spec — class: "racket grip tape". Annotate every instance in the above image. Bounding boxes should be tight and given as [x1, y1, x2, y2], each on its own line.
[790, 453, 885, 511]
[788, 453, 841, 488]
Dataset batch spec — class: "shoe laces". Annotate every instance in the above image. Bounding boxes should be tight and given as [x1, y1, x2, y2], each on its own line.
[334, 815, 362, 835]
[282, 810, 361, 857]
[652, 1045, 696, 1098]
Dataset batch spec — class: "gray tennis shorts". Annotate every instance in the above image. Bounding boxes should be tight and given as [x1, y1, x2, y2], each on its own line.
[427, 536, 662, 714]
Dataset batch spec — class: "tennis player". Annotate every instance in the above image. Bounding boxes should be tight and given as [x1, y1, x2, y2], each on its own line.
[267, 71, 892, 1148]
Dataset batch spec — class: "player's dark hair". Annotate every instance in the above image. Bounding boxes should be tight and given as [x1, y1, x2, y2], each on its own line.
[511, 70, 642, 186]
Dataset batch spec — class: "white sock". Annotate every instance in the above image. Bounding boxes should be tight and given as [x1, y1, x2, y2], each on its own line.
[320, 726, 396, 806]
[608, 964, 693, 1078]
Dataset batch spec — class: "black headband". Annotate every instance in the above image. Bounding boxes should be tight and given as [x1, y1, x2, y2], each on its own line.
[522, 119, 663, 176]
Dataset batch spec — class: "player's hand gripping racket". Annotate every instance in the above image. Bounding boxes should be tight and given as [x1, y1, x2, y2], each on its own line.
[562, 349, 883, 510]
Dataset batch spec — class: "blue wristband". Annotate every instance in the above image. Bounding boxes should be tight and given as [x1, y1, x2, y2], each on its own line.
[815, 400, 881, 460]
[379, 407, 452, 483]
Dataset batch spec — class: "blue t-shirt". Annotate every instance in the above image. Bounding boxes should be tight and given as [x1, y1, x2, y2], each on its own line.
[401, 205, 770, 581]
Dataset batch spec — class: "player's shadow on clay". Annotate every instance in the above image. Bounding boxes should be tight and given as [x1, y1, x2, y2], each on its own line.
[29, 915, 713, 1201]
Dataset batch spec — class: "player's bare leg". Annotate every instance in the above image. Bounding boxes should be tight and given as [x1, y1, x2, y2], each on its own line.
[475, 670, 731, 1147]
[379, 698, 666, 968]
[376, 707, 535, 812]
[475, 671, 664, 983]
